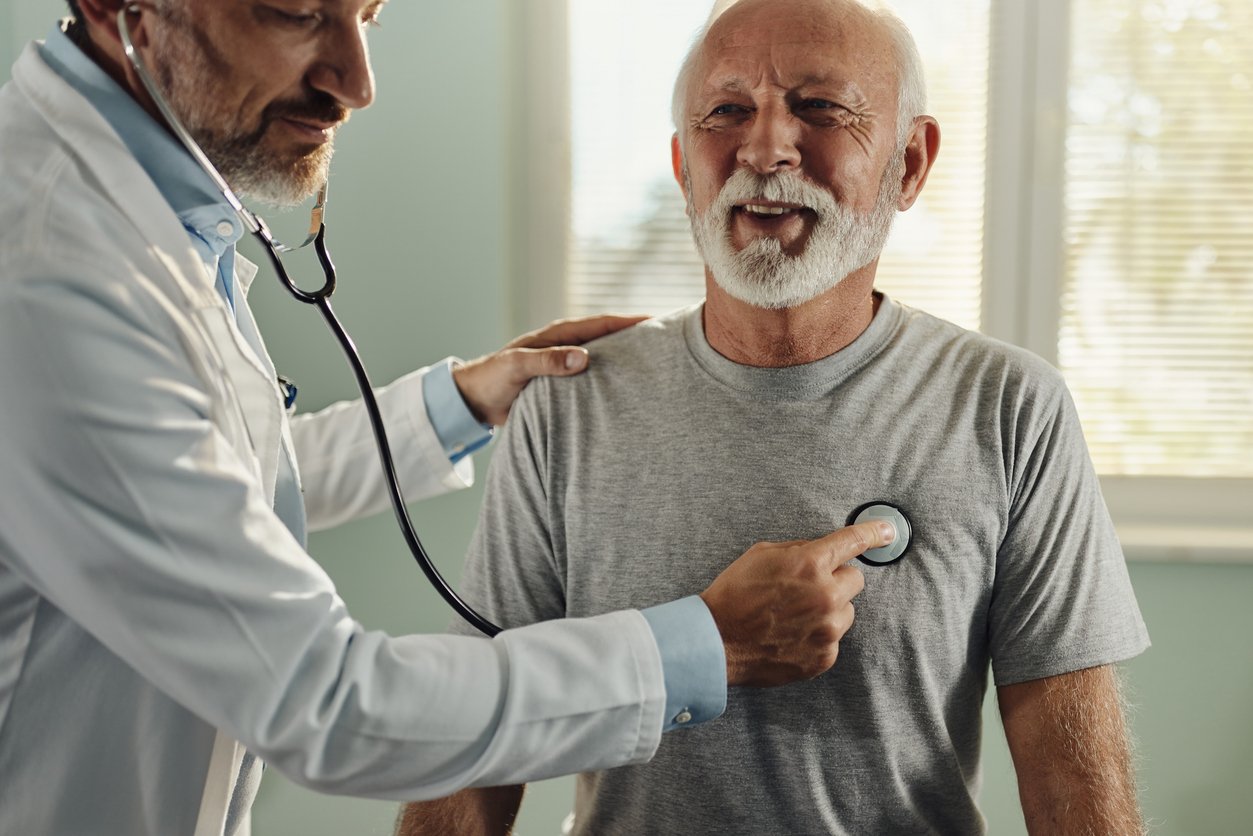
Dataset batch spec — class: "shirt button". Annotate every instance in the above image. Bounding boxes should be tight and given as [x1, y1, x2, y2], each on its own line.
[216, 220, 235, 237]
[674, 710, 693, 725]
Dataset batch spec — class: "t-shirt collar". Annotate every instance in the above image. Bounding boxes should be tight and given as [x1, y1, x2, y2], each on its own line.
[683, 292, 904, 399]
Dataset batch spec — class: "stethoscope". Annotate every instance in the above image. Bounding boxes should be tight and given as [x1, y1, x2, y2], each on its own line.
[117, 5, 503, 637]
[847, 502, 913, 566]
[116, 6, 916, 636]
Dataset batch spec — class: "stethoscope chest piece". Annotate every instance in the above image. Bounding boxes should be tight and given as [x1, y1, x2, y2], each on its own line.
[847, 501, 913, 566]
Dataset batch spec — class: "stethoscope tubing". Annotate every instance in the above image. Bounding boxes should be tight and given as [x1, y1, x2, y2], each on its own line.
[260, 232, 502, 636]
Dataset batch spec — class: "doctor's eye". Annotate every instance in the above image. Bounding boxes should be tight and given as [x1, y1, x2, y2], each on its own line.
[258, 5, 324, 29]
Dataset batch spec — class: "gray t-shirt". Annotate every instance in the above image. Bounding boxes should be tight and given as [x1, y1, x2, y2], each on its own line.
[455, 297, 1149, 835]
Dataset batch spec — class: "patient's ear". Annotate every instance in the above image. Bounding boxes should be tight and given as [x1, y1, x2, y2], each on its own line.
[897, 116, 940, 211]
[671, 134, 690, 201]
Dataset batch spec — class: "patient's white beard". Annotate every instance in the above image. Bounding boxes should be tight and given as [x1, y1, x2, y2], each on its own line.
[688, 166, 900, 310]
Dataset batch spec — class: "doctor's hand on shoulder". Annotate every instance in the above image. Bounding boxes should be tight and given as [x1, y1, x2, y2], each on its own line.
[453, 313, 649, 427]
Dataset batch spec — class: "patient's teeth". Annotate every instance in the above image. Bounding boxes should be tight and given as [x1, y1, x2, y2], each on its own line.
[743, 204, 792, 216]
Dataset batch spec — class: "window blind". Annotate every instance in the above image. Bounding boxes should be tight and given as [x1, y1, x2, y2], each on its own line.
[1060, 0, 1253, 477]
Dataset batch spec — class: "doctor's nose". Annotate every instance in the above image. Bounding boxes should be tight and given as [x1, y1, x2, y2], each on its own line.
[309, 25, 376, 110]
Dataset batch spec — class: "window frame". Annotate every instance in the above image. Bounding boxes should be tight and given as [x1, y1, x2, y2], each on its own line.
[510, 0, 1253, 563]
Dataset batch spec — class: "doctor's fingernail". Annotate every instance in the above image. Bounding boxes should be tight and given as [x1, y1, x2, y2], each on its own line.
[565, 350, 588, 370]
[878, 521, 897, 542]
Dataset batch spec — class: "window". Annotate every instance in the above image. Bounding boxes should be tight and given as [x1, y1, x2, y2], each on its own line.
[515, 0, 1253, 560]
[1060, 0, 1253, 479]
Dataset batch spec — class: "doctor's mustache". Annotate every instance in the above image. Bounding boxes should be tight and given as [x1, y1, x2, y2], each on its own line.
[264, 91, 352, 131]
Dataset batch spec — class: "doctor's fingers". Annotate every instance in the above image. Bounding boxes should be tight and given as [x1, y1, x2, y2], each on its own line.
[828, 561, 867, 601]
[451, 346, 591, 427]
[808, 520, 896, 574]
[827, 599, 858, 641]
[494, 345, 595, 379]
[508, 313, 651, 349]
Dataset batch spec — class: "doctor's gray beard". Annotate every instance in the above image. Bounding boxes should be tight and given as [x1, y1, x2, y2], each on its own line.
[686, 164, 901, 310]
[148, 13, 335, 208]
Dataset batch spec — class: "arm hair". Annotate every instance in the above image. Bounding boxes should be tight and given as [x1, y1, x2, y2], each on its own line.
[394, 785, 526, 836]
[998, 664, 1145, 835]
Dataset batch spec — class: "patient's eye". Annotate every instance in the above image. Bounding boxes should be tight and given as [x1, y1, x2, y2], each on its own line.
[700, 102, 753, 129]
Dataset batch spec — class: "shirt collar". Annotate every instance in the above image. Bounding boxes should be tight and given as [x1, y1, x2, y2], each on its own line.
[38, 25, 244, 258]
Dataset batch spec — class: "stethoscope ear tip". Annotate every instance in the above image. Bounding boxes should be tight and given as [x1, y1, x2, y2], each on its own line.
[848, 501, 913, 566]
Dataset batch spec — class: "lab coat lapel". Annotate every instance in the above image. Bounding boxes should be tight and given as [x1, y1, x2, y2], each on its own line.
[233, 256, 302, 502]
[191, 302, 284, 507]
[13, 43, 216, 308]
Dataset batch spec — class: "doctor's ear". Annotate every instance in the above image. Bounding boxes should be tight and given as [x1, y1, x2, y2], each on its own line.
[74, 0, 149, 48]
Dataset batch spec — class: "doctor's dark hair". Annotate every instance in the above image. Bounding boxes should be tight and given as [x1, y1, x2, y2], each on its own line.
[64, 1, 176, 48]
[63, 1, 90, 48]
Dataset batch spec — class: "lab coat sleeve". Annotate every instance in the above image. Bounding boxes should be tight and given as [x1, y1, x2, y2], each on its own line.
[290, 367, 472, 532]
[0, 257, 666, 798]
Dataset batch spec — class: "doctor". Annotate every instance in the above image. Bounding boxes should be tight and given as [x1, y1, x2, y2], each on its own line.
[0, 1, 890, 833]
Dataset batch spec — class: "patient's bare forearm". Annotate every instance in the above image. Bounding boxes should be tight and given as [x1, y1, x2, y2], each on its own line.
[999, 665, 1144, 835]
[395, 785, 525, 836]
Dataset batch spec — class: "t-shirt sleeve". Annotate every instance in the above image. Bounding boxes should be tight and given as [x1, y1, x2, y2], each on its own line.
[987, 369, 1150, 686]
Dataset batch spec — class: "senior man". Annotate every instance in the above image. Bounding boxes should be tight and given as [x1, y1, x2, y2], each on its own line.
[398, 0, 1151, 833]
[0, 1, 895, 833]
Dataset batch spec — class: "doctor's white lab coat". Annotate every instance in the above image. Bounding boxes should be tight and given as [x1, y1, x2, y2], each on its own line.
[0, 42, 666, 836]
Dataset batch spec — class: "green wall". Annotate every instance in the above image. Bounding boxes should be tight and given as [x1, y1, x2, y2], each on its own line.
[4, 4, 1251, 834]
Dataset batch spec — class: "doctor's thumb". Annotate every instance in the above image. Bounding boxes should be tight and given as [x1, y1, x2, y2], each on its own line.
[545, 347, 589, 375]
[505, 346, 590, 386]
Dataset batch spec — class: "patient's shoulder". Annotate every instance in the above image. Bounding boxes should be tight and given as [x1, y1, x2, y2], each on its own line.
[520, 304, 696, 414]
[577, 304, 695, 374]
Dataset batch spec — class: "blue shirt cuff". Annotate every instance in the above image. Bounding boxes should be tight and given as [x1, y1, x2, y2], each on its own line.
[421, 358, 494, 464]
[641, 595, 727, 731]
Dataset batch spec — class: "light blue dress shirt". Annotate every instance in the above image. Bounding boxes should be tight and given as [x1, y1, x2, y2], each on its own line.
[38, 26, 724, 743]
